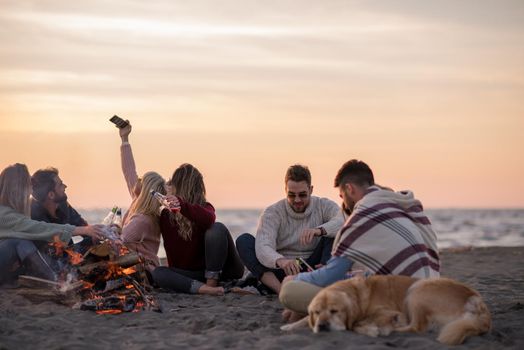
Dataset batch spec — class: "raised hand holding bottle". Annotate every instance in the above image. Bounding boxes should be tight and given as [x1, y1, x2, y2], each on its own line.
[150, 190, 181, 212]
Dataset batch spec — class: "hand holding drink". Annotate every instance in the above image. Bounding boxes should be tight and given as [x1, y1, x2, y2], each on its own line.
[150, 190, 181, 212]
[164, 195, 181, 212]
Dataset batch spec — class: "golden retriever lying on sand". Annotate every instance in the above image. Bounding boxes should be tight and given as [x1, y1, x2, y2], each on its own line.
[281, 275, 491, 345]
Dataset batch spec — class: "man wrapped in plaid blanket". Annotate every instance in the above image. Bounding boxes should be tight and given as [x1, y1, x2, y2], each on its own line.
[332, 185, 439, 278]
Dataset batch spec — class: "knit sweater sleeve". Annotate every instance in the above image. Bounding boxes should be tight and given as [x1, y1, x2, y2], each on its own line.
[255, 205, 284, 268]
[121, 143, 139, 199]
[178, 200, 216, 233]
[0, 205, 74, 243]
[317, 198, 345, 237]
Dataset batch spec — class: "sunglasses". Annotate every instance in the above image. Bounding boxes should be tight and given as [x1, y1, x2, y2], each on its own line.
[287, 192, 309, 199]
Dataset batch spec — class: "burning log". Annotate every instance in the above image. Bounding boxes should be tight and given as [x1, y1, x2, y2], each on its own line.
[78, 251, 141, 275]
[74, 295, 140, 314]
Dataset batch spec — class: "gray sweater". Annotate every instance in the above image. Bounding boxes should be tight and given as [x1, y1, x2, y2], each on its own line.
[255, 197, 344, 268]
[0, 205, 75, 243]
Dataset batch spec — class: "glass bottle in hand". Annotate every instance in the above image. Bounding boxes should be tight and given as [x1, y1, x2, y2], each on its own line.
[150, 190, 181, 212]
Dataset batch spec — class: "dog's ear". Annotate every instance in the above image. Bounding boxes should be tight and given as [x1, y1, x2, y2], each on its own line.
[308, 299, 319, 330]
[308, 309, 316, 330]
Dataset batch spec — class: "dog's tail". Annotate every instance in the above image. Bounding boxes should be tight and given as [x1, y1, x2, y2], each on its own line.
[437, 295, 492, 345]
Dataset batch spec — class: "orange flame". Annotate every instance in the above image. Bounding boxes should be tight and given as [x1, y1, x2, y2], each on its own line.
[96, 309, 123, 315]
[49, 235, 66, 255]
[132, 301, 145, 312]
[65, 249, 84, 265]
[83, 281, 95, 289]
[122, 267, 136, 275]
[102, 263, 120, 279]
[119, 245, 130, 256]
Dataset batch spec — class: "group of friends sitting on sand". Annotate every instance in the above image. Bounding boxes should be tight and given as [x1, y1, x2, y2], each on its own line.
[1, 120, 494, 345]
[0, 119, 440, 299]
[1, 118, 495, 346]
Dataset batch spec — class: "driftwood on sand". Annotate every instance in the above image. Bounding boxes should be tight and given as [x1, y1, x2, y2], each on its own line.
[16, 275, 82, 305]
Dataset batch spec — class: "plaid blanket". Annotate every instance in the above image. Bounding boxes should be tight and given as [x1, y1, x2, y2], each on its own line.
[332, 186, 440, 278]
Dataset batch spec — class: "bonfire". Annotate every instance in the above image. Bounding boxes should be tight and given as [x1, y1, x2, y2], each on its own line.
[17, 232, 161, 314]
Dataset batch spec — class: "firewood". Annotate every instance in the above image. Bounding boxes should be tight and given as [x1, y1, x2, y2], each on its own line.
[85, 241, 114, 258]
[17, 276, 81, 306]
[18, 275, 85, 293]
[16, 246, 157, 313]
[18, 275, 60, 289]
[78, 252, 141, 274]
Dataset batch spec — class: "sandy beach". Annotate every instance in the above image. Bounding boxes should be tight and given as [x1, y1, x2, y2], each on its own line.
[1, 246, 523, 350]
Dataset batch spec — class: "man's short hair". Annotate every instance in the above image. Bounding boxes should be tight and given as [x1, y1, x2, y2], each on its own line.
[285, 164, 312, 187]
[31, 167, 59, 202]
[334, 160, 374, 188]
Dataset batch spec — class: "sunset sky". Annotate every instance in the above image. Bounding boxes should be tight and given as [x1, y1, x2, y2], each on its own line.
[1, 0, 523, 209]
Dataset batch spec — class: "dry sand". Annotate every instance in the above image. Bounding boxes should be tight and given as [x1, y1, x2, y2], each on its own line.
[1, 246, 523, 350]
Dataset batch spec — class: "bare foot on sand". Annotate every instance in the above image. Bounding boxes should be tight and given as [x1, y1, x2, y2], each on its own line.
[198, 285, 224, 296]
[206, 278, 218, 287]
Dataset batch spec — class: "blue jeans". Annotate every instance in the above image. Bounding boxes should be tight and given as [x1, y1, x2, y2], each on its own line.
[295, 255, 353, 287]
[235, 233, 334, 281]
[0, 239, 39, 284]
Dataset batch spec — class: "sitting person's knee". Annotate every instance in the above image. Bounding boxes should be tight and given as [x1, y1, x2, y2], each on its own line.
[210, 221, 228, 234]
[16, 239, 39, 259]
[279, 280, 296, 306]
[205, 222, 229, 243]
[151, 266, 169, 282]
[282, 275, 295, 285]
[235, 233, 254, 248]
[279, 280, 322, 314]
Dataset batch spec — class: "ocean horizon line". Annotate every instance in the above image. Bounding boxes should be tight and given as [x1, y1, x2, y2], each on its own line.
[77, 206, 524, 211]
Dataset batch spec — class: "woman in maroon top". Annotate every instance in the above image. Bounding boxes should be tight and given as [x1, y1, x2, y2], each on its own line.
[152, 164, 244, 295]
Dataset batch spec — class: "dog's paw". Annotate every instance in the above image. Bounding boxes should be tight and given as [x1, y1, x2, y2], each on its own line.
[392, 313, 408, 327]
[378, 326, 393, 336]
[280, 323, 294, 331]
[354, 324, 380, 337]
[280, 316, 309, 332]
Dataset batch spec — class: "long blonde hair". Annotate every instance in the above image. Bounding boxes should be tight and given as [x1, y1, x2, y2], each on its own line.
[0, 163, 31, 216]
[126, 171, 166, 231]
[170, 163, 206, 240]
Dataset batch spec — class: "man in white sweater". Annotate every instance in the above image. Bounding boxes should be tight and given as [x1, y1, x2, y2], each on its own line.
[236, 164, 345, 293]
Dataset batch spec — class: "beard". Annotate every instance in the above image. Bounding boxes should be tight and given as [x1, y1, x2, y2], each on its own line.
[342, 200, 355, 215]
[291, 203, 306, 213]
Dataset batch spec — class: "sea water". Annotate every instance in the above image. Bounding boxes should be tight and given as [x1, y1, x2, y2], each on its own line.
[79, 208, 524, 258]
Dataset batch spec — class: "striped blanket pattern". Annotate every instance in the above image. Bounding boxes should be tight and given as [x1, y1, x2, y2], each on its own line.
[332, 186, 440, 278]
